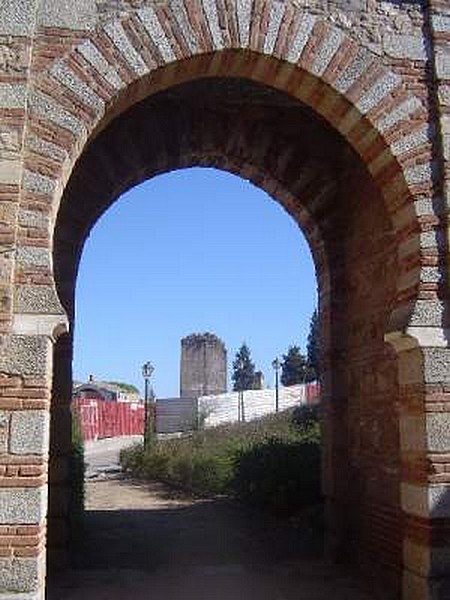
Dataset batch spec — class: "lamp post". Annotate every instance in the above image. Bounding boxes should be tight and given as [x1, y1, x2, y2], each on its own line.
[237, 356, 246, 423]
[142, 361, 154, 449]
[272, 358, 281, 413]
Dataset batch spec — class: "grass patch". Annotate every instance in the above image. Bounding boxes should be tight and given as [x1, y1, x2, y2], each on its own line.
[120, 404, 321, 515]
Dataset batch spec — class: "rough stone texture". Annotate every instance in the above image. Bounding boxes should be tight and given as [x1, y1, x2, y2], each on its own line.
[0, 0, 36, 35]
[287, 13, 316, 63]
[409, 300, 446, 328]
[0, 413, 10, 455]
[76, 41, 123, 90]
[51, 63, 104, 113]
[427, 414, 450, 453]
[0, 84, 26, 109]
[15, 286, 62, 315]
[0, 558, 40, 594]
[0, 335, 49, 377]
[30, 91, 85, 138]
[18, 210, 49, 231]
[10, 411, 48, 455]
[104, 21, 148, 76]
[0, 1, 447, 599]
[180, 333, 227, 399]
[16, 248, 50, 270]
[0, 488, 46, 524]
[383, 34, 426, 61]
[423, 348, 450, 384]
[37, 0, 96, 30]
[22, 171, 55, 197]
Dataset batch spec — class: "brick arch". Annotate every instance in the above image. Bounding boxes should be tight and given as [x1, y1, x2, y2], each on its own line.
[22, 5, 435, 338]
[46, 71, 401, 591]
[11, 6, 446, 599]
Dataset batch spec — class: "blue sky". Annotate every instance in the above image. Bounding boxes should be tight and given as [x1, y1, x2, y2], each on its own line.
[73, 168, 317, 397]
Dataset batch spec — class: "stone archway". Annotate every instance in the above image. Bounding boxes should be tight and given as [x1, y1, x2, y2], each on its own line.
[0, 2, 448, 599]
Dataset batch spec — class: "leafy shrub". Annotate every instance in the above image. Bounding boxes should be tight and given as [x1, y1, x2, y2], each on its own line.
[191, 453, 234, 495]
[232, 438, 321, 515]
[120, 442, 145, 474]
[120, 407, 322, 512]
[141, 448, 171, 479]
[291, 404, 321, 444]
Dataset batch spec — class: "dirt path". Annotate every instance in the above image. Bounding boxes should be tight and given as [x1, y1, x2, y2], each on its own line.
[48, 477, 375, 600]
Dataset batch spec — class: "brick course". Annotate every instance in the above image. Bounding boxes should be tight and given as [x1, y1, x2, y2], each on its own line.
[0, 1, 446, 599]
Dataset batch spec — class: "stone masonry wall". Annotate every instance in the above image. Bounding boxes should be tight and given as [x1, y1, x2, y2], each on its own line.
[0, 1, 447, 599]
[180, 333, 227, 398]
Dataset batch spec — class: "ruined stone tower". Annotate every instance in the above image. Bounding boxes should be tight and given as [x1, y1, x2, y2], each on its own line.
[180, 333, 227, 398]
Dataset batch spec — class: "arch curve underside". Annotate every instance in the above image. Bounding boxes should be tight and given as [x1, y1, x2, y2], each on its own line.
[53, 75, 401, 596]
[0, 2, 449, 599]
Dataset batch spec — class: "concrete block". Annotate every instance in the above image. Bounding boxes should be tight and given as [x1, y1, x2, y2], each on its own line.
[10, 411, 49, 455]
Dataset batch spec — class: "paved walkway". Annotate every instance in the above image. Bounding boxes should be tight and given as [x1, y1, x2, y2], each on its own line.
[48, 473, 375, 600]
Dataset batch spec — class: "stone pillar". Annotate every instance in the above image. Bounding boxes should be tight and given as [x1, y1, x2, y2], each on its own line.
[385, 334, 450, 600]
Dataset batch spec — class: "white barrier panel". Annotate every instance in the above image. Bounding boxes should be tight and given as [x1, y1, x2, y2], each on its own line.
[198, 385, 306, 428]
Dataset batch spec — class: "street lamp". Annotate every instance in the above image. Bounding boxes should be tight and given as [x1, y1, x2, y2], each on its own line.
[272, 357, 281, 413]
[142, 361, 154, 449]
[237, 357, 245, 423]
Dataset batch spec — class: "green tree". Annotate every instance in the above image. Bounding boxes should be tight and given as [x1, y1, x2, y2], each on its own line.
[281, 345, 307, 386]
[305, 309, 320, 382]
[232, 343, 256, 391]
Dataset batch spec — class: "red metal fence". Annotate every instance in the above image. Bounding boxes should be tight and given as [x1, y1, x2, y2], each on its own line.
[72, 397, 145, 441]
[74, 383, 320, 441]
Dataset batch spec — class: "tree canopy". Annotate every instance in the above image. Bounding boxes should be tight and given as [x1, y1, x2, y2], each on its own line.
[232, 343, 257, 391]
[305, 309, 320, 382]
[281, 345, 307, 386]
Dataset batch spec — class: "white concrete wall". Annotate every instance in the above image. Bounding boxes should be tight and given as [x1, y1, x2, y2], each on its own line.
[198, 385, 306, 427]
